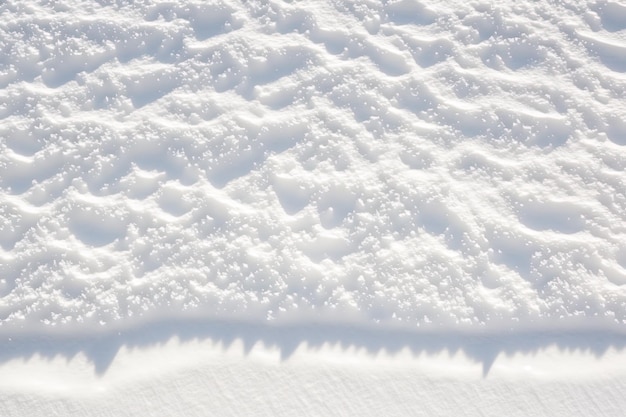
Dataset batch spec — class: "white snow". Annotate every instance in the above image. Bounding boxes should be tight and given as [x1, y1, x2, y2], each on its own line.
[1, 0, 626, 415]
[3, 332, 626, 416]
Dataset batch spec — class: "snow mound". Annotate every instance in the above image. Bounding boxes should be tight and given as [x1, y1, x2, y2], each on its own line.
[1, 0, 626, 334]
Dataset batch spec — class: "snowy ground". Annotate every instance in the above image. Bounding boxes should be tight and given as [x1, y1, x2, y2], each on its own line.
[2, 328, 626, 416]
[1, 0, 626, 415]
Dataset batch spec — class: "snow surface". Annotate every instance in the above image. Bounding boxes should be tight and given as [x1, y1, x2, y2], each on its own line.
[1, 0, 626, 415]
[2, 331, 626, 416]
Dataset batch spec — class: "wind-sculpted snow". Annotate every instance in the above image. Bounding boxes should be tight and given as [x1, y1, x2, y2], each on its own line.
[1, 0, 625, 334]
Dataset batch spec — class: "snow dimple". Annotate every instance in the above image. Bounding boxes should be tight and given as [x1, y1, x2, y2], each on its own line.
[3, 128, 45, 157]
[384, 0, 438, 26]
[516, 199, 586, 235]
[317, 184, 357, 229]
[596, 1, 626, 32]
[272, 174, 311, 216]
[68, 206, 126, 247]
[160, 188, 193, 218]
[606, 117, 626, 146]
[0, 0, 625, 335]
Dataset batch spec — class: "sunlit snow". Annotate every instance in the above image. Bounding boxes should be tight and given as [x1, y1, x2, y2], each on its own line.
[1, 0, 625, 415]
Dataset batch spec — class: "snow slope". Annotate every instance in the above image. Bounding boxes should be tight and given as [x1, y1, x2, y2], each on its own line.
[1, 0, 626, 415]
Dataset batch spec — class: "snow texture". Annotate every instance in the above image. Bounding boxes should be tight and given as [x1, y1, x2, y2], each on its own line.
[1, 0, 626, 338]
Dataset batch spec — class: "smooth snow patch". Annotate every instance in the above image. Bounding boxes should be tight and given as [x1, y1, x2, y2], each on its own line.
[2, 330, 626, 417]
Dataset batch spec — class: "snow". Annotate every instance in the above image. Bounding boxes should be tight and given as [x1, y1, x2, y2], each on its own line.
[3, 334, 626, 417]
[1, 0, 625, 415]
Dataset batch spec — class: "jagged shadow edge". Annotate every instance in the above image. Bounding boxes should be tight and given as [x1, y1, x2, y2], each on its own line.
[1, 319, 625, 377]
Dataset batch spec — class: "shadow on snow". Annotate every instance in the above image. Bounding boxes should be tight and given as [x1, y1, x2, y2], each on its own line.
[1, 319, 625, 377]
